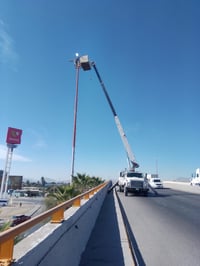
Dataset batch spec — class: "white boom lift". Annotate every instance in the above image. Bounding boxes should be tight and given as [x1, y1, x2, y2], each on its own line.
[78, 55, 139, 170]
[76, 55, 149, 196]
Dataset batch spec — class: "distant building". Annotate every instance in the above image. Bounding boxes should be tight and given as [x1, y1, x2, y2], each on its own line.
[0, 173, 23, 191]
[8, 175, 23, 190]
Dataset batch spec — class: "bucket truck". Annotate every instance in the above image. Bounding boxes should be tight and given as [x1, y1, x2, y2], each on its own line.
[77, 55, 149, 196]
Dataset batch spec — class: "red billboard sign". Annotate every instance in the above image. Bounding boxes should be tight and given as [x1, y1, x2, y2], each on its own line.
[6, 127, 22, 144]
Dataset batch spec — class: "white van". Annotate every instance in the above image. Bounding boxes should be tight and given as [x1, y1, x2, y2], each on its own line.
[149, 177, 163, 189]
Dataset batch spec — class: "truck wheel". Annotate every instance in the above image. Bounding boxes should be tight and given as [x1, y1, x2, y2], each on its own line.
[124, 188, 128, 196]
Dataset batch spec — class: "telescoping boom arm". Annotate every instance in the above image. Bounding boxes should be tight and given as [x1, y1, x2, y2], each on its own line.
[78, 55, 139, 170]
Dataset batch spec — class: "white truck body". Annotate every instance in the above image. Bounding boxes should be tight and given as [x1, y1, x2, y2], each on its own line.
[190, 168, 200, 186]
[118, 169, 149, 196]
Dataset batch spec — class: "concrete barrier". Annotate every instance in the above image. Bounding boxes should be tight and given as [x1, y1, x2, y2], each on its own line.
[13, 183, 110, 266]
[164, 181, 200, 194]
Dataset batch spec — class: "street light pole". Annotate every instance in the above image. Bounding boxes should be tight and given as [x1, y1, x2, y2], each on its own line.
[70, 55, 80, 184]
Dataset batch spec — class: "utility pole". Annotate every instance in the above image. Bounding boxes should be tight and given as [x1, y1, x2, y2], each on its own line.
[70, 54, 81, 184]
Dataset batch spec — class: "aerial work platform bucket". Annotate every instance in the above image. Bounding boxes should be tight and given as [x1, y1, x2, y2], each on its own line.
[79, 55, 91, 71]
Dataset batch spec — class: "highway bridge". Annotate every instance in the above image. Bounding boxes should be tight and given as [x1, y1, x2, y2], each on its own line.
[0, 181, 200, 266]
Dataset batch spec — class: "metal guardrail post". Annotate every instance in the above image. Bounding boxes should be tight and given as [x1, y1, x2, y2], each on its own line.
[73, 197, 81, 207]
[89, 190, 94, 196]
[0, 238, 14, 266]
[51, 208, 65, 223]
[83, 193, 89, 200]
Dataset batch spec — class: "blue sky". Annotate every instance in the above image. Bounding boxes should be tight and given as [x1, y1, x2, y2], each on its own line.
[0, 0, 200, 182]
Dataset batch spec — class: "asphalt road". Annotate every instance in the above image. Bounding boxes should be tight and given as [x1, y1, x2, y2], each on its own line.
[117, 186, 200, 266]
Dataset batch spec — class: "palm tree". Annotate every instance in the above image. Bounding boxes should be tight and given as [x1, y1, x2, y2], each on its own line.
[45, 173, 104, 207]
[46, 184, 80, 205]
[89, 176, 105, 187]
[72, 173, 92, 192]
[72, 173, 104, 192]
[0, 221, 11, 232]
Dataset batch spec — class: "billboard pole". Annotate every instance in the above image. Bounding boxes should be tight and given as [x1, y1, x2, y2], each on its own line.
[0, 128, 22, 200]
[0, 144, 16, 198]
[0, 147, 9, 198]
[4, 144, 17, 197]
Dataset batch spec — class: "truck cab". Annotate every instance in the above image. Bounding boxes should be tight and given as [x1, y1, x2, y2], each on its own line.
[190, 168, 200, 186]
[118, 169, 149, 196]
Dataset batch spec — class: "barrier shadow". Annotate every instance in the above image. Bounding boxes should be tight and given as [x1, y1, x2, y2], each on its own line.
[79, 191, 126, 266]
[116, 192, 146, 266]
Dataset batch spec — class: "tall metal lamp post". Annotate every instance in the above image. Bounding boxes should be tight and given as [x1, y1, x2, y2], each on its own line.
[70, 54, 91, 184]
[70, 54, 81, 184]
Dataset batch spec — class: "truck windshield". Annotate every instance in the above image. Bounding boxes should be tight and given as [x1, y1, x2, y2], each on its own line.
[127, 173, 143, 178]
[154, 179, 161, 183]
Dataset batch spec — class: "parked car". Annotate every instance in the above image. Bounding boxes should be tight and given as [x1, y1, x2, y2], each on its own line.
[11, 215, 31, 227]
[149, 178, 163, 189]
[0, 199, 8, 206]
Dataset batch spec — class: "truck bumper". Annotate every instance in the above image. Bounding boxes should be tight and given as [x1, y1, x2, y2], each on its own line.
[125, 187, 149, 196]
